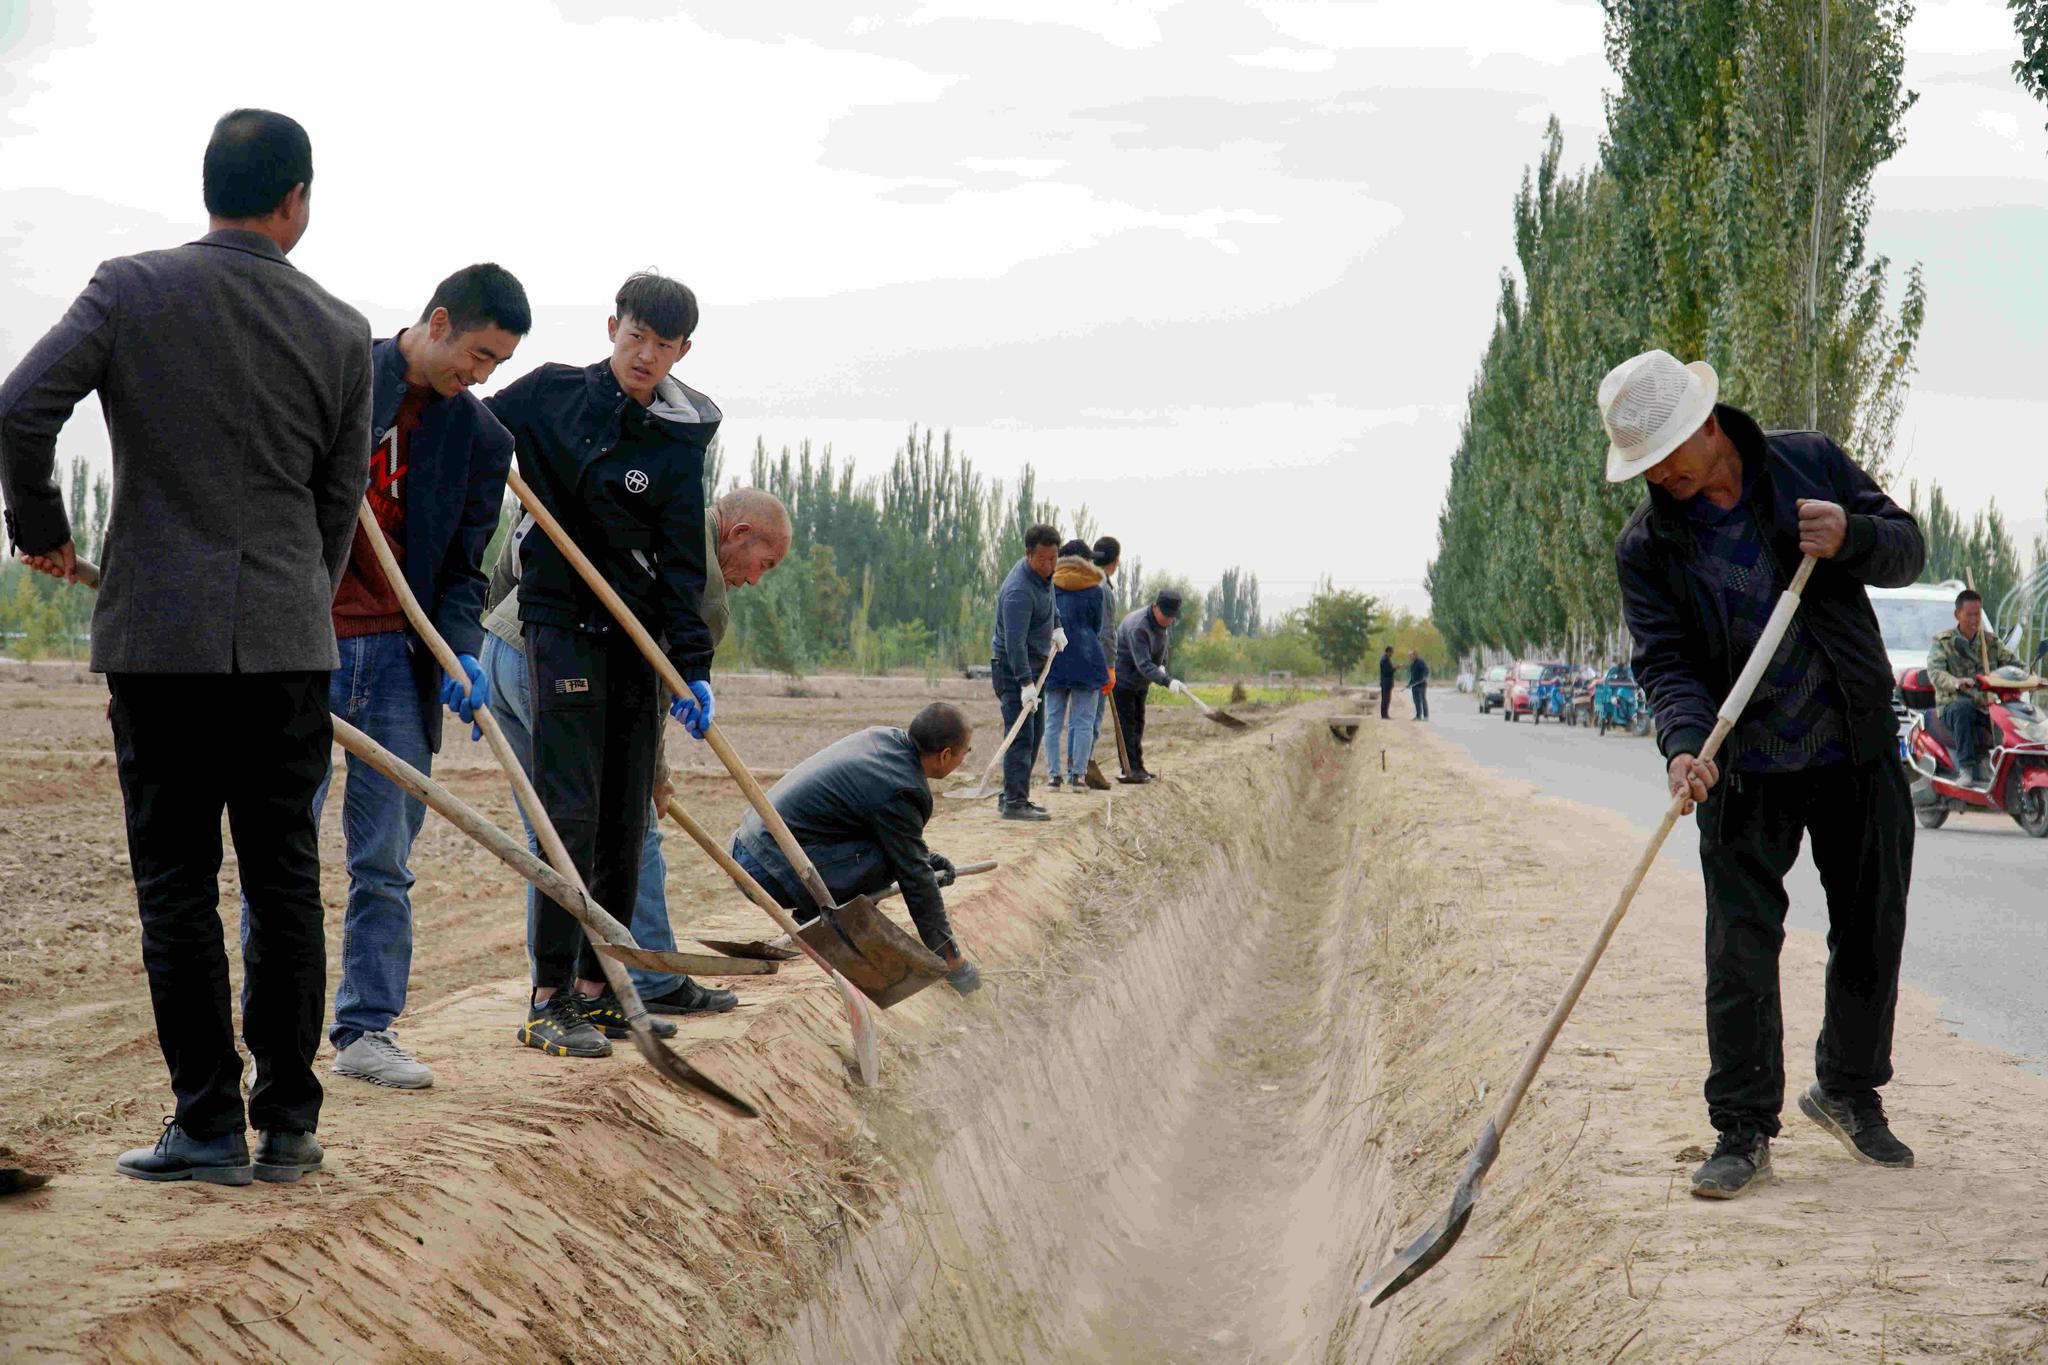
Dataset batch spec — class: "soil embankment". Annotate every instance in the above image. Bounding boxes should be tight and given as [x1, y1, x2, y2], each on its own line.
[6, 672, 2048, 1361]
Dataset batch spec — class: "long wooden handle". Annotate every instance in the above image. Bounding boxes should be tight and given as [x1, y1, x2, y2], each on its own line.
[503, 469, 843, 909]
[663, 797, 838, 975]
[963, 643, 1063, 796]
[876, 859, 996, 903]
[1482, 554, 1816, 1143]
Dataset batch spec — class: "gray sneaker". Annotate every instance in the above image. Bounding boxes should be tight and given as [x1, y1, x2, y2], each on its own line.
[333, 1029, 434, 1089]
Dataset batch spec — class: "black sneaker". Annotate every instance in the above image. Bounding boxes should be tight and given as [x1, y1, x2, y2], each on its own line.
[643, 979, 739, 1015]
[253, 1130, 324, 1184]
[1690, 1133, 1772, 1199]
[1798, 1083, 1914, 1167]
[519, 992, 612, 1058]
[1048, 775, 1063, 790]
[115, 1119, 253, 1185]
[947, 960, 983, 995]
[578, 988, 678, 1040]
[1000, 801, 1052, 822]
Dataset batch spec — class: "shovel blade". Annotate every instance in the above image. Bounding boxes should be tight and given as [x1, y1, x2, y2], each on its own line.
[1084, 760, 1112, 790]
[833, 969, 883, 1085]
[625, 1027, 759, 1119]
[696, 937, 802, 963]
[592, 942, 778, 975]
[941, 782, 998, 800]
[1204, 710, 1250, 731]
[1356, 1117, 1498, 1306]
[798, 894, 949, 1008]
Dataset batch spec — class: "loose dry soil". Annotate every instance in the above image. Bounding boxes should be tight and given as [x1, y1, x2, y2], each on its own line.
[2, 664, 2046, 1363]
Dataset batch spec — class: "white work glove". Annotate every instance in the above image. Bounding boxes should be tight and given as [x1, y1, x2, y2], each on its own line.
[1019, 682, 1041, 710]
[1168, 678, 1189, 696]
[1051, 626, 1069, 652]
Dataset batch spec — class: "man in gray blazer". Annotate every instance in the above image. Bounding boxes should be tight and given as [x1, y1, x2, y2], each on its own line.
[0, 109, 371, 1187]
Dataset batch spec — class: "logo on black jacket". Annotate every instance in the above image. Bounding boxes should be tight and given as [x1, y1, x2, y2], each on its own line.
[624, 469, 650, 494]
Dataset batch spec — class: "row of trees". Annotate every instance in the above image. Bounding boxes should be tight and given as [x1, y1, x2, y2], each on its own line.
[1427, 0, 1925, 659]
[0, 456, 109, 662]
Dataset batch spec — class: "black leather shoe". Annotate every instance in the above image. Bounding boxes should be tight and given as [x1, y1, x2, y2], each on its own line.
[115, 1119, 253, 1185]
[253, 1130, 324, 1183]
[1000, 801, 1052, 822]
[644, 979, 739, 1014]
[1690, 1133, 1771, 1199]
[946, 960, 983, 995]
[1799, 1083, 1914, 1167]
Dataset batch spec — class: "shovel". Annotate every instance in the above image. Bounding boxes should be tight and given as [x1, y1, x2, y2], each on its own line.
[1358, 555, 1818, 1306]
[698, 860, 997, 964]
[1180, 686, 1250, 731]
[661, 797, 883, 1086]
[506, 470, 951, 1014]
[351, 503, 769, 981]
[943, 644, 1063, 800]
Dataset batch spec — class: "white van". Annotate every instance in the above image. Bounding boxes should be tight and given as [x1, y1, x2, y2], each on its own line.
[1865, 580, 1991, 682]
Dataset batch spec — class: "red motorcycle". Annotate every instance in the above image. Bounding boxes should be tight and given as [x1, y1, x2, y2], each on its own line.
[1898, 664, 2048, 837]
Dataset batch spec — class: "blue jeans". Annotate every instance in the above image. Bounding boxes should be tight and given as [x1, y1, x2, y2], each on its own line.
[992, 655, 1046, 805]
[1043, 687, 1097, 781]
[240, 631, 428, 1051]
[482, 632, 682, 998]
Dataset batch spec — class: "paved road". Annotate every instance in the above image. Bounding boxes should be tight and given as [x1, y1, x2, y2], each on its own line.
[1418, 694, 2048, 1071]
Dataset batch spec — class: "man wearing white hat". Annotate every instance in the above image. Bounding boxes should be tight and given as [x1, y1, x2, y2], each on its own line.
[1603, 350, 1925, 1200]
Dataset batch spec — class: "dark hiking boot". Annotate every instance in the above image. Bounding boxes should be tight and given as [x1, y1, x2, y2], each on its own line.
[1000, 800, 1052, 822]
[947, 960, 983, 995]
[578, 989, 678, 1040]
[1798, 1083, 1914, 1167]
[644, 979, 739, 1015]
[1690, 1133, 1772, 1199]
[519, 992, 612, 1058]
[253, 1130, 324, 1183]
[116, 1119, 253, 1185]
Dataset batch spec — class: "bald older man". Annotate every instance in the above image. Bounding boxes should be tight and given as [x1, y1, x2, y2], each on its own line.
[480, 486, 792, 1049]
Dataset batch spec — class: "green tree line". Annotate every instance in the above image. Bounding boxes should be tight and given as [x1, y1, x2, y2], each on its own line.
[1428, 0, 1925, 660]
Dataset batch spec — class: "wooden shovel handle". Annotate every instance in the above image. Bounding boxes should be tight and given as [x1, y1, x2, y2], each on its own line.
[1482, 555, 1815, 1145]
[504, 470, 841, 909]
[963, 643, 1062, 796]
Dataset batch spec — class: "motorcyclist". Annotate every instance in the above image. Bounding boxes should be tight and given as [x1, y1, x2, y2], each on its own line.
[1927, 589, 2020, 786]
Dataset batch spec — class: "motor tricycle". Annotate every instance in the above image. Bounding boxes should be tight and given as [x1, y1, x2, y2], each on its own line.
[1898, 664, 2048, 837]
[1592, 664, 1651, 737]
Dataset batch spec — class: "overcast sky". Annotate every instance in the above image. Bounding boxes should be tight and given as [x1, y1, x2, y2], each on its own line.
[2, 0, 2042, 616]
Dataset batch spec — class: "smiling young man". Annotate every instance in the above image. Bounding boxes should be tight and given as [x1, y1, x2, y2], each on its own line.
[1602, 349, 1925, 1200]
[289, 264, 529, 1091]
[485, 272, 723, 1059]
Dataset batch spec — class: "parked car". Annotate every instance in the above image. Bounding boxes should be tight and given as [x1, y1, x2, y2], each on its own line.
[1478, 664, 1510, 714]
[1502, 661, 1570, 721]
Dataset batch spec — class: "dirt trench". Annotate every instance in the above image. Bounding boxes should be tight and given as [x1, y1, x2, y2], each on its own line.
[778, 723, 1405, 1364]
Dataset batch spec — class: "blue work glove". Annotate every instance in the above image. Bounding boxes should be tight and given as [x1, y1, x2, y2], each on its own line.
[440, 653, 490, 740]
[669, 679, 715, 739]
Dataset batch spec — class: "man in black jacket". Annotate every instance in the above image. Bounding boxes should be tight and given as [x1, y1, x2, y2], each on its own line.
[0, 110, 370, 1185]
[287, 264, 527, 1092]
[1407, 650, 1430, 720]
[1604, 349, 1925, 1200]
[486, 272, 720, 1059]
[731, 703, 982, 994]
[1113, 589, 1187, 781]
[1378, 646, 1395, 719]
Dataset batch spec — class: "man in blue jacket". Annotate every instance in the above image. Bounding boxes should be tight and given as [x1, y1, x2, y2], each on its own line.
[308, 264, 529, 1090]
[990, 523, 1062, 821]
[1604, 350, 1924, 1201]
[487, 273, 721, 1059]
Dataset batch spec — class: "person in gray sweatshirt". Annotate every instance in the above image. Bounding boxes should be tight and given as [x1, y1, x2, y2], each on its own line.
[1113, 590, 1187, 781]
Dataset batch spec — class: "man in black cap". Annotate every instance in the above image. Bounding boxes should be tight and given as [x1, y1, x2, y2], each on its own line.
[1112, 590, 1186, 782]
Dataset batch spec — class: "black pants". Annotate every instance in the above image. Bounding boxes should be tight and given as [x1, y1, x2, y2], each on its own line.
[733, 835, 956, 956]
[1939, 698, 1986, 769]
[991, 655, 1046, 805]
[1380, 679, 1392, 719]
[1696, 758, 1912, 1140]
[1411, 683, 1428, 719]
[526, 624, 660, 989]
[1113, 687, 1148, 774]
[107, 671, 330, 1138]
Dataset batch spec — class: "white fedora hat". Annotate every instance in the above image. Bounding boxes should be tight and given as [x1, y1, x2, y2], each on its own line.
[1597, 349, 1718, 483]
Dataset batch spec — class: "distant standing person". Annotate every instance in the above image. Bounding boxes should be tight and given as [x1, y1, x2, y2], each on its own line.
[991, 523, 1063, 821]
[1601, 349, 1923, 1200]
[0, 110, 371, 1185]
[1113, 589, 1188, 782]
[1409, 650, 1430, 720]
[1042, 538, 1109, 791]
[1379, 645, 1396, 719]
[1089, 536, 1122, 760]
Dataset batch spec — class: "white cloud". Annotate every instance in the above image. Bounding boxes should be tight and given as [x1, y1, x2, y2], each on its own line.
[1233, 46, 1336, 73]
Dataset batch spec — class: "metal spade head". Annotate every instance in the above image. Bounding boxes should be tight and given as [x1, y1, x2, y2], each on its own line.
[1204, 710, 1251, 731]
[625, 1026, 760, 1118]
[1356, 1118, 1498, 1306]
[797, 894, 949, 1008]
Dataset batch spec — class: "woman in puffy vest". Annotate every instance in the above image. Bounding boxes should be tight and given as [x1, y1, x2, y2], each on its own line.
[1042, 538, 1111, 788]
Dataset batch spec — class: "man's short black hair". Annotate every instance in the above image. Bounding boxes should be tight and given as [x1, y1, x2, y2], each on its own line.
[910, 702, 971, 755]
[421, 263, 532, 337]
[1023, 524, 1061, 552]
[1957, 589, 1982, 608]
[615, 272, 699, 340]
[203, 109, 313, 219]
[1092, 535, 1120, 567]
